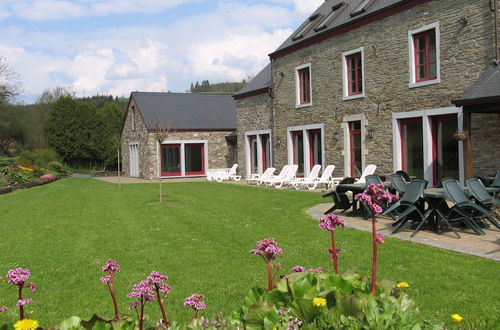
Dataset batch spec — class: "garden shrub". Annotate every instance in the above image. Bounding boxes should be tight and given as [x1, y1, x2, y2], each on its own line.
[47, 161, 66, 174]
[18, 150, 34, 164]
[33, 148, 60, 168]
[0, 156, 16, 167]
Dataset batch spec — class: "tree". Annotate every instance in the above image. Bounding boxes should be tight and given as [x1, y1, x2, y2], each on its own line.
[0, 56, 21, 104]
[0, 109, 25, 155]
[153, 119, 171, 202]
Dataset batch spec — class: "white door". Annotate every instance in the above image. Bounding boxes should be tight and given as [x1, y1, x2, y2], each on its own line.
[129, 143, 139, 177]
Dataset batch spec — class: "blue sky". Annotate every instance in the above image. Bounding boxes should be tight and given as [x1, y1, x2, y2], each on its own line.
[0, 0, 323, 103]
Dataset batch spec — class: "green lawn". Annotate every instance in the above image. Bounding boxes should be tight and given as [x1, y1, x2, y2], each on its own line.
[0, 178, 498, 327]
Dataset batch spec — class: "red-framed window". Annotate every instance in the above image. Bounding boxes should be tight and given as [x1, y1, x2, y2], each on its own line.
[184, 143, 205, 175]
[249, 135, 258, 174]
[161, 144, 181, 176]
[413, 29, 437, 82]
[399, 118, 424, 179]
[348, 121, 362, 177]
[308, 129, 322, 169]
[346, 53, 363, 95]
[297, 67, 311, 105]
[261, 134, 270, 171]
[431, 115, 458, 185]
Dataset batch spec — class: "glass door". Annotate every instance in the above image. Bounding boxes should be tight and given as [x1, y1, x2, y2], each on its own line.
[309, 129, 322, 170]
[349, 121, 362, 177]
[432, 115, 458, 185]
[249, 136, 258, 174]
[261, 134, 271, 171]
[292, 131, 304, 177]
[400, 118, 424, 179]
[185, 143, 204, 175]
[161, 144, 181, 176]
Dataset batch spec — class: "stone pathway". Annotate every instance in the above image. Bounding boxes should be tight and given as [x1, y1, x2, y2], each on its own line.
[307, 203, 500, 261]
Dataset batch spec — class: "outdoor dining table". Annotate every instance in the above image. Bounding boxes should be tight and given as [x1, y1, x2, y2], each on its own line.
[334, 183, 391, 213]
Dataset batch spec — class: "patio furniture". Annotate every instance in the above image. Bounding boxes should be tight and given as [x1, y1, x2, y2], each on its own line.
[322, 177, 355, 214]
[207, 168, 231, 181]
[441, 178, 493, 234]
[365, 174, 383, 186]
[356, 164, 377, 183]
[246, 167, 276, 185]
[492, 170, 500, 188]
[395, 170, 411, 182]
[289, 164, 321, 189]
[216, 164, 241, 182]
[466, 177, 500, 229]
[385, 179, 430, 236]
[269, 165, 298, 188]
[259, 165, 291, 186]
[390, 173, 408, 196]
[301, 164, 336, 190]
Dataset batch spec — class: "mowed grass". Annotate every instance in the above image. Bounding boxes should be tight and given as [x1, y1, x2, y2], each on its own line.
[0, 178, 498, 327]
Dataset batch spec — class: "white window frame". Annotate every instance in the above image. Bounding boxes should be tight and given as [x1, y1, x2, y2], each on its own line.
[158, 139, 208, 177]
[342, 47, 365, 100]
[245, 130, 272, 178]
[295, 63, 312, 108]
[341, 114, 368, 177]
[392, 106, 463, 186]
[286, 124, 325, 176]
[408, 21, 440, 88]
[129, 142, 139, 177]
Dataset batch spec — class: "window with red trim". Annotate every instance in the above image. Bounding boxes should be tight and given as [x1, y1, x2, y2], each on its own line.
[413, 29, 437, 82]
[346, 53, 363, 95]
[297, 67, 311, 105]
[348, 121, 362, 177]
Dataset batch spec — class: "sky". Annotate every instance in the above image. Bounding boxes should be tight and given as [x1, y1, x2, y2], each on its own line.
[0, 0, 324, 103]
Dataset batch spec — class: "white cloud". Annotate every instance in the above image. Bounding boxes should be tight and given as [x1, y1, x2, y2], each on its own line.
[11, 1, 87, 21]
[293, 0, 324, 14]
[0, 0, 314, 100]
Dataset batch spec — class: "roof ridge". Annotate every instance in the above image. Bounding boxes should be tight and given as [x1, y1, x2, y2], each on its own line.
[131, 91, 234, 97]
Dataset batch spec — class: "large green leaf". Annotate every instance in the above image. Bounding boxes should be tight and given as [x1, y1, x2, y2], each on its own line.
[289, 298, 321, 324]
[58, 316, 84, 330]
[91, 322, 112, 330]
[289, 274, 317, 298]
[243, 302, 279, 330]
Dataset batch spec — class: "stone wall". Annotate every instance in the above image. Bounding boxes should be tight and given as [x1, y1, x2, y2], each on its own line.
[472, 112, 500, 177]
[270, 0, 495, 179]
[235, 92, 273, 177]
[121, 99, 237, 179]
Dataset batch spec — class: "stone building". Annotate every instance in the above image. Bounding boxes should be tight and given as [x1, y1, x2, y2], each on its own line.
[121, 92, 237, 179]
[236, 0, 500, 186]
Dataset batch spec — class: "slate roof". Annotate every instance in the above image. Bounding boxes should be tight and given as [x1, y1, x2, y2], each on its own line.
[452, 64, 500, 106]
[234, 63, 272, 98]
[271, 0, 404, 57]
[131, 92, 236, 130]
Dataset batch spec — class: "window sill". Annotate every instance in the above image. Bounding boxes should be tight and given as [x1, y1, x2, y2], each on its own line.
[409, 78, 440, 89]
[343, 93, 365, 101]
[295, 103, 312, 109]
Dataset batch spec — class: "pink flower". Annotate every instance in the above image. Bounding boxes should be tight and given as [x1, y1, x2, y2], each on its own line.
[355, 184, 398, 213]
[6, 268, 31, 286]
[0, 306, 7, 312]
[16, 298, 32, 306]
[147, 271, 171, 296]
[183, 294, 206, 311]
[376, 233, 385, 244]
[40, 173, 56, 181]
[128, 280, 155, 301]
[291, 266, 305, 273]
[250, 238, 283, 260]
[319, 214, 346, 232]
[100, 259, 120, 284]
[28, 282, 36, 293]
[309, 267, 322, 274]
[128, 301, 139, 310]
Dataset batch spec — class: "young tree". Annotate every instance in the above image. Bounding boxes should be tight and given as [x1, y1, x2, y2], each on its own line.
[153, 119, 171, 202]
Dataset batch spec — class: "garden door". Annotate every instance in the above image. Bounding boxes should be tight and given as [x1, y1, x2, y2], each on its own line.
[400, 118, 424, 179]
[161, 144, 181, 176]
[431, 114, 458, 185]
[129, 143, 139, 177]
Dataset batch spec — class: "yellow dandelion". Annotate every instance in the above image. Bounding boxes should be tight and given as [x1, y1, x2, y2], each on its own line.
[396, 282, 410, 288]
[451, 314, 463, 323]
[312, 297, 327, 307]
[14, 319, 39, 330]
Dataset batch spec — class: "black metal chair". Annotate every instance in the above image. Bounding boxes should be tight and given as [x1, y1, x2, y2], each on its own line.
[322, 177, 355, 214]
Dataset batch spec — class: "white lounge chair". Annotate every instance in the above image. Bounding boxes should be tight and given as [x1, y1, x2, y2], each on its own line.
[246, 167, 276, 185]
[270, 165, 299, 188]
[260, 165, 291, 186]
[303, 165, 336, 190]
[355, 164, 377, 184]
[290, 164, 322, 189]
[216, 164, 241, 182]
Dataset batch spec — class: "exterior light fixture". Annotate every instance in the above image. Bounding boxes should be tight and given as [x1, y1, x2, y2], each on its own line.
[367, 129, 375, 140]
[333, 131, 340, 141]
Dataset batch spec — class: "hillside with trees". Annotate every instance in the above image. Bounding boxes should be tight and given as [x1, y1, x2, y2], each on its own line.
[189, 80, 247, 94]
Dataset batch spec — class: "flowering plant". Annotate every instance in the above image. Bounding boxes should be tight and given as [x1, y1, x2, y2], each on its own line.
[183, 294, 206, 319]
[39, 173, 56, 182]
[319, 214, 346, 274]
[5, 268, 36, 320]
[100, 259, 120, 320]
[250, 238, 283, 290]
[355, 184, 398, 294]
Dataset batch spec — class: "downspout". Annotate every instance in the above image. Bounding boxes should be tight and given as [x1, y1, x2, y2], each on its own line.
[494, 0, 499, 63]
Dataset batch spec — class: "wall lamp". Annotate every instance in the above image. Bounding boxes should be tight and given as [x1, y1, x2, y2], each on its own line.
[333, 131, 340, 142]
[367, 129, 375, 140]
[458, 17, 468, 26]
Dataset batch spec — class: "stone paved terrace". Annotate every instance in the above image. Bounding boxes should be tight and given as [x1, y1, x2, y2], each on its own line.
[94, 176, 500, 261]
